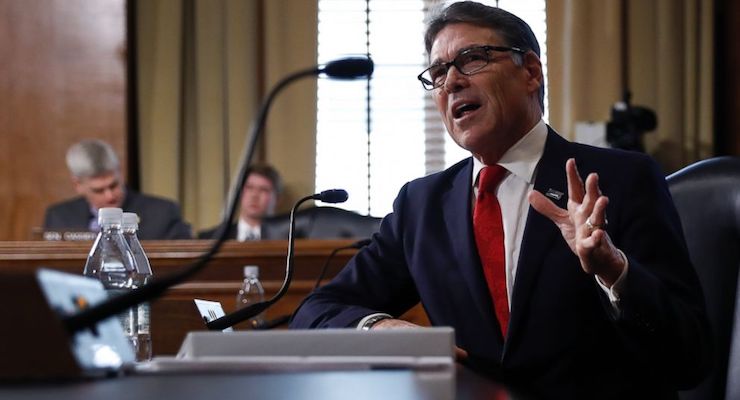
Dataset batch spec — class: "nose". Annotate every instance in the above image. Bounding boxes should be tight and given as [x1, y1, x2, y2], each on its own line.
[103, 189, 117, 202]
[442, 65, 468, 93]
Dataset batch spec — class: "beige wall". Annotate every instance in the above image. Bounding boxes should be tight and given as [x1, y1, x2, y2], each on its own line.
[546, 0, 623, 139]
[547, 0, 714, 173]
[137, 0, 317, 231]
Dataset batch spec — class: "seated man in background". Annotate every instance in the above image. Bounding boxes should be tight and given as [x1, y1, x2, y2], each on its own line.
[44, 139, 192, 240]
[198, 164, 282, 240]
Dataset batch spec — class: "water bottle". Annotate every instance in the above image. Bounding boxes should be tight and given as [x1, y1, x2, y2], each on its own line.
[122, 212, 153, 362]
[236, 265, 266, 328]
[82, 208, 140, 358]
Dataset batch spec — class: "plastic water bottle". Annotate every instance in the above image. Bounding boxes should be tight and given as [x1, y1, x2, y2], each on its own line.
[83, 208, 140, 359]
[236, 265, 266, 328]
[122, 212, 153, 362]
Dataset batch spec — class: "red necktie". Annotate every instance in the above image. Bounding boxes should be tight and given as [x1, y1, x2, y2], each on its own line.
[473, 165, 509, 338]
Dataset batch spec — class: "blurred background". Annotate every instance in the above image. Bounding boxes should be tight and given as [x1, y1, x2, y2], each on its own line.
[1, 0, 737, 241]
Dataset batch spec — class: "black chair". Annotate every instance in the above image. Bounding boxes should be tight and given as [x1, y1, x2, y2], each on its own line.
[667, 156, 740, 400]
[261, 206, 382, 240]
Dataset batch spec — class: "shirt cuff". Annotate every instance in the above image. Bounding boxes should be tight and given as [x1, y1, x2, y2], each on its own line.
[356, 313, 393, 330]
[595, 249, 629, 315]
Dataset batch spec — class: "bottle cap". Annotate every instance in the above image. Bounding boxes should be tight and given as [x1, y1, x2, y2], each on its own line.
[98, 207, 123, 227]
[244, 265, 259, 278]
[122, 212, 140, 230]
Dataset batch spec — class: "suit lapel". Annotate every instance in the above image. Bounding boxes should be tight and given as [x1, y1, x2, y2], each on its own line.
[506, 130, 572, 350]
[442, 159, 504, 349]
[441, 132, 576, 355]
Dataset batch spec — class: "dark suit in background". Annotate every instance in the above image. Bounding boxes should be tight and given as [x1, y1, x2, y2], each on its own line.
[44, 190, 192, 240]
[197, 224, 238, 240]
[290, 130, 711, 398]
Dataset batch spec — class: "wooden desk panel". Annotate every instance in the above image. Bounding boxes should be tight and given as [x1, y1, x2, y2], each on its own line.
[0, 240, 430, 355]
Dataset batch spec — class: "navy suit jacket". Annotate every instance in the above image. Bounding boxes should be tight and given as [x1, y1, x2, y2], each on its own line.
[290, 130, 711, 398]
[44, 190, 192, 240]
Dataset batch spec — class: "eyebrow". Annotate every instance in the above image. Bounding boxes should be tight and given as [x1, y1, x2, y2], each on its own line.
[90, 180, 120, 193]
[430, 43, 489, 66]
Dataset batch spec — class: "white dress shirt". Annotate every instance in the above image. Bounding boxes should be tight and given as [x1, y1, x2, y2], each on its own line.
[359, 120, 626, 328]
[472, 120, 626, 312]
[237, 219, 261, 241]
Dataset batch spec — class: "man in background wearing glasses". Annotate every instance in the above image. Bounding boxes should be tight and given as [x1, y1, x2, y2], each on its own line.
[291, 2, 710, 397]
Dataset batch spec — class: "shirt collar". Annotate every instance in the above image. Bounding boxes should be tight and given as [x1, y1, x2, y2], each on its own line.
[237, 218, 260, 240]
[472, 119, 548, 187]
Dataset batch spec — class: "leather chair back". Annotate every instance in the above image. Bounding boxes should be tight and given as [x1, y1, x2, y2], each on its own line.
[261, 206, 382, 240]
[667, 156, 740, 400]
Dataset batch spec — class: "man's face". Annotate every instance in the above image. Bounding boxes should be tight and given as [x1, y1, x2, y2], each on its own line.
[240, 173, 277, 222]
[74, 172, 125, 210]
[430, 23, 542, 163]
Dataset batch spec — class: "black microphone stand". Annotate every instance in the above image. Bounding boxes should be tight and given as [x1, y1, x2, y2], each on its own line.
[251, 238, 371, 330]
[63, 59, 372, 334]
[313, 239, 371, 291]
[206, 190, 347, 331]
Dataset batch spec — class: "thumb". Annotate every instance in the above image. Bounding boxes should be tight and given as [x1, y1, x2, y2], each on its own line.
[528, 190, 567, 223]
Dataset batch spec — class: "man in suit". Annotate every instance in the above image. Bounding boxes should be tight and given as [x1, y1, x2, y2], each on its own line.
[290, 2, 711, 398]
[44, 139, 192, 240]
[198, 164, 282, 240]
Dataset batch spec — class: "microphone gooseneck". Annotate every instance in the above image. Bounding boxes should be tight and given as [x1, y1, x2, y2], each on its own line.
[62, 57, 373, 334]
[206, 191, 347, 331]
[313, 238, 371, 291]
[251, 237, 370, 330]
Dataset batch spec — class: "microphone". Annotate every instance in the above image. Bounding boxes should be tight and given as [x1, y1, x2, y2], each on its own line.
[312, 189, 349, 204]
[206, 189, 348, 331]
[62, 57, 373, 334]
[319, 57, 374, 79]
[250, 237, 370, 331]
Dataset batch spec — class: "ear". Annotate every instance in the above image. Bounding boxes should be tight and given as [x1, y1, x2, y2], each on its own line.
[522, 51, 543, 94]
[72, 176, 85, 195]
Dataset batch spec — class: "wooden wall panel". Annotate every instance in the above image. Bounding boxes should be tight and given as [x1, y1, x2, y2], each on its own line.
[0, 0, 128, 240]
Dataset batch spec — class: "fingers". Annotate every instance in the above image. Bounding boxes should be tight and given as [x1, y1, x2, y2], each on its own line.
[563, 159, 621, 278]
[590, 195, 609, 229]
[579, 195, 609, 237]
[455, 346, 469, 361]
[565, 158, 585, 204]
[582, 173, 599, 211]
[371, 318, 420, 330]
[569, 158, 603, 228]
[576, 195, 613, 275]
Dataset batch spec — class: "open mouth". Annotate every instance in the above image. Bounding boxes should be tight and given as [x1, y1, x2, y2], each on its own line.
[453, 103, 481, 119]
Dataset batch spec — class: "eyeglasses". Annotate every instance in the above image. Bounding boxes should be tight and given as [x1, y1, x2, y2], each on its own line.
[417, 45, 525, 90]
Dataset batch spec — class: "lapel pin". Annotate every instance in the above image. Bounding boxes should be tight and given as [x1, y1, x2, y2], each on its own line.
[545, 188, 564, 200]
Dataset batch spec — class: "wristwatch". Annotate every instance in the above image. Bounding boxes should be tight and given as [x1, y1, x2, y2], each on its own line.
[358, 313, 392, 331]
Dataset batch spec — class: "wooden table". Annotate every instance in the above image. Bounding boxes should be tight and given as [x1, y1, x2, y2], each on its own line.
[0, 240, 429, 354]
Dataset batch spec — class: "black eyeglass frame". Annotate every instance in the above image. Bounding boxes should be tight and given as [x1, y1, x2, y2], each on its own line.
[417, 45, 525, 90]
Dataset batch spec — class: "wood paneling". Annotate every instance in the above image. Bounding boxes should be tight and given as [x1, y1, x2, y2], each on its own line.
[0, 239, 430, 355]
[0, 0, 128, 240]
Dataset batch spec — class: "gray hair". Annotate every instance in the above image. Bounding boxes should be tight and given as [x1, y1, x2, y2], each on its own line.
[65, 139, 120, 179]
[424, 1, 544, 111]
